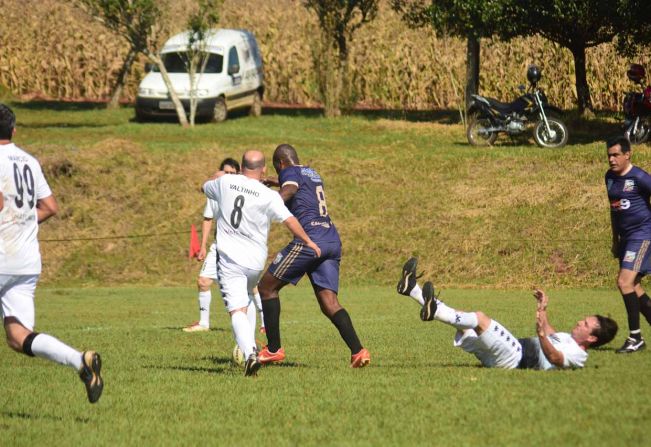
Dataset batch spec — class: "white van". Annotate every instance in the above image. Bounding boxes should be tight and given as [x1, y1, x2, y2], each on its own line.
[135, 29, 264, 122]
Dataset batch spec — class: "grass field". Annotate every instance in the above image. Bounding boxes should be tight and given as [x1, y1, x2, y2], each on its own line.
[1, 284, 650, 446]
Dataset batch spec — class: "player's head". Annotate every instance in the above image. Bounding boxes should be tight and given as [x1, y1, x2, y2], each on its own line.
[572, 314, 618, 349]
[241, 150, 266, 178]
[272, 144, 300, 174]
[220, 157, 240, 174]
[607, 136, 632, 174]
[0, 103, 16, 141]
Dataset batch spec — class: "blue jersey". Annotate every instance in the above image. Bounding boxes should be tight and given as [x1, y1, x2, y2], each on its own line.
[279, 165, 340, 244]
[606, 166, 651, 240]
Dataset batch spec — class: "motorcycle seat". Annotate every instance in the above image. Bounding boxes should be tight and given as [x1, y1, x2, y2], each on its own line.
[486, 97, 523, 115]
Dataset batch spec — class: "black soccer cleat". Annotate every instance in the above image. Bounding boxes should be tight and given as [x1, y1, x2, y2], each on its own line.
[420, 281, 438, 322]
[615, 336, 646, 354]
[244, 351, 262, 377]
[79, 351, 103, 404]
[397, 257, 423, 296]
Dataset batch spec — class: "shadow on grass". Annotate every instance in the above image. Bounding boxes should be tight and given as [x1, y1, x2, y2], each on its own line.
[261, 105, 461, 124]
[162, 326, 228, 333]
[144, 364, 229, 374]
[1, 410, 90, 424]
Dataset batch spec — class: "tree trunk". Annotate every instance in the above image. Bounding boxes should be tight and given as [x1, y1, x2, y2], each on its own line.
[465, 36, 480, 111]
[571, 45, 593, 114]
[107, 48, 137, 109]
[148, 54, 189, 127]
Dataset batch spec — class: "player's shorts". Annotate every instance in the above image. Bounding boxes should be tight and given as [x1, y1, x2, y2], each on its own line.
[198, 243, 218, 280]
[0, 274, 39, 331]
[267, 240, 341, 294]
[618, 239, 651, 275]
[216, 253, 262, 312]
[453, 319, 522, 369]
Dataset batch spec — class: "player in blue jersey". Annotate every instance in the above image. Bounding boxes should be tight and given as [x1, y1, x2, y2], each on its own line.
[606, 136, 651, 353]
[257, 144, 370, 368]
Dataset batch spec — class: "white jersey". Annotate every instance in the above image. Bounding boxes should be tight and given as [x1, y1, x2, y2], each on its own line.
[203, 198, 217, 220]
[203, 174, 292, 270]
[532, 332, 588, 370]
[0, 143, 52, 274]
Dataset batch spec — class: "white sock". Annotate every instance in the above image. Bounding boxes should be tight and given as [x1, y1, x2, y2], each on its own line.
[198, 291, 211, 327]
[253, 292, 265, 329]
[246, 297, 257, 340]
[231, 311, 256, 358]
[434, 303, 479, 330]
[30, 333, 83, 370]
[409, 283, 425, 306]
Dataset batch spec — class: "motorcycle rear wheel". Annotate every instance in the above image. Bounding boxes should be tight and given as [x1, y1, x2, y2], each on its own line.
[533, 116, 568, 148]
[628, 119, 651, 145]
[467, 113, 497, 146]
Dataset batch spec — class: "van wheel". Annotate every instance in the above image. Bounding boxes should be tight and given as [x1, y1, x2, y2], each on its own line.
[249, 91, 262, 117]
[212, 97, 227, 123]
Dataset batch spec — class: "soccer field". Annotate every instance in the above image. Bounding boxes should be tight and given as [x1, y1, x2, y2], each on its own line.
[1, 285, 648, 446]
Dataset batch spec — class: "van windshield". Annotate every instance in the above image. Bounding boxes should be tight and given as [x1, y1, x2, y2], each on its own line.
[154, 52, 223, 74]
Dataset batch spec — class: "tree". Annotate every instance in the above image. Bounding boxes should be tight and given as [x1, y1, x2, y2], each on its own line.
[75, 0, 189, 126]
[183, 0, 221, 126]
[616, 0, 651, 57]
[304, 0, 379, 117]
[392, 0, 511, 110]
[499, 0, 622, 114]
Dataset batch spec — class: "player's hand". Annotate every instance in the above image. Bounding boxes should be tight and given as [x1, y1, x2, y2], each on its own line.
[307, 241, 321, 258]
[262, 176, 279, 187]
[197, 247, 207, 261]
[533, 288, 548, 311]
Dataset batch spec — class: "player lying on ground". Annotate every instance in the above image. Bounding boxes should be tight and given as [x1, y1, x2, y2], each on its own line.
[0, 103, 103, 402]
[397, 257, 618, 370]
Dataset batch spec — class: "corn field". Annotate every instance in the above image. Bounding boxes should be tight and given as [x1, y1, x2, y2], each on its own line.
[1, 0, 650, 111]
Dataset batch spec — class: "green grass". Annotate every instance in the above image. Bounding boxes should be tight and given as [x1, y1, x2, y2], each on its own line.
[1, 285, 649, 446]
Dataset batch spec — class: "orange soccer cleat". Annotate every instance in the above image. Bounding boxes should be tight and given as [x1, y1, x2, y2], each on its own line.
[258, 346, 286, 364]
[350, 348, 371, 368]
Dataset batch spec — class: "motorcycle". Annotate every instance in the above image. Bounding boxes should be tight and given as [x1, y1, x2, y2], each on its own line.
[623, 63, 651, 145]
[466, 65, 568, 148]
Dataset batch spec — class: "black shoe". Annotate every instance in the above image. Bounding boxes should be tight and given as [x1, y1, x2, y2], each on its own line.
[397, 257, 422, 296]
[615, 337, 646, 353]
[79, 351, 103, 403]
[244, 350, 262, 377]
[420, 281, 438, 321]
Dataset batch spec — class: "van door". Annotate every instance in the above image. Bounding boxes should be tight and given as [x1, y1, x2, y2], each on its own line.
[226, 46, 248, 108]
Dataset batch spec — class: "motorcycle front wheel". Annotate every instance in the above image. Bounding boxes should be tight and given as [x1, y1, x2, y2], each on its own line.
[467, 113, 497, 146]
[627, 119, 651, 145]
[533, 117, 568, 148]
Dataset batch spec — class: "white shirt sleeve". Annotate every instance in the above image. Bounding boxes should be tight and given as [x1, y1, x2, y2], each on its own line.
[267, 191, 293, 223]
[203, 178, 221, 202]
[551, 333, 588, 369]
[203, 199, 215, 219]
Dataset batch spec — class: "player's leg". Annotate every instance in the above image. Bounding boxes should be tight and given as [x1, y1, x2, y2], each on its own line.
[420, 281, 481, 330]
[252, 286, 265, 333]
[635, 278, 651, 328]
[184, 247, 218, 332]
[1, 275, 103, 403]
[397, 257, 425, 305]
[257, 271, 288, 362]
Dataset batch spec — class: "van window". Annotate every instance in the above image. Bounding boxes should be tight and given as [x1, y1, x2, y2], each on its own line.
[228, 47, 240, 72]
[154, 52, 223, 73]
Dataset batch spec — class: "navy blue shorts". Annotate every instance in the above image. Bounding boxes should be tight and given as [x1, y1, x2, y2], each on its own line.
[619, 239, 651, 275]
[268, 241, 341, 293]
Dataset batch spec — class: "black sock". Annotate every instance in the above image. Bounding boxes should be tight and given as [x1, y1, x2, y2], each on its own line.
[622, 291, 641, 335]
[639, 293, 651, 327]
[261, 298, 281, 352]
[330, 309, 363, 355]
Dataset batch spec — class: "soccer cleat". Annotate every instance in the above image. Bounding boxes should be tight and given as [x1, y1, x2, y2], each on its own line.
[79, 351, 103, 404]
[183, 321, 209, 332]
[258, 345, 286, 364]
[420, 281, 438, 321]
[350, 348, 371, 368]
[244, 350, 262, 377]
[615, 336, 646, 353]
[397, 257, 422, 296]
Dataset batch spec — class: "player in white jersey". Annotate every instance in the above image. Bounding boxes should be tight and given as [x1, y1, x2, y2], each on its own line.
[202, 150, 321, 376]
[0, 103, 103, 403]
[397, 257, 618, 370]
[184, 158, 266, 333]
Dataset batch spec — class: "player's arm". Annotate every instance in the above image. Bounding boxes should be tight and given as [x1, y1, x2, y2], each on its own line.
[536, 321, 565, 368]
[36, 194, 58, 223]
[283, 216, 321, 258]
[610, 213, 620, 258]
[279, 183, 298, 203]
[262, 176, 279, 187]
[198, 218, 212, 261]
[533, 289, 556, 335]
[0, 192, 3, 211]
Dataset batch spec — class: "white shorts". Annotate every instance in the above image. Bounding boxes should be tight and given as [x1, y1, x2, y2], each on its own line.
[217, 254, 262, 312]
[0, 274, 39, 330]
[453, 319, 522, 369]
[199, 243, 218, 280]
